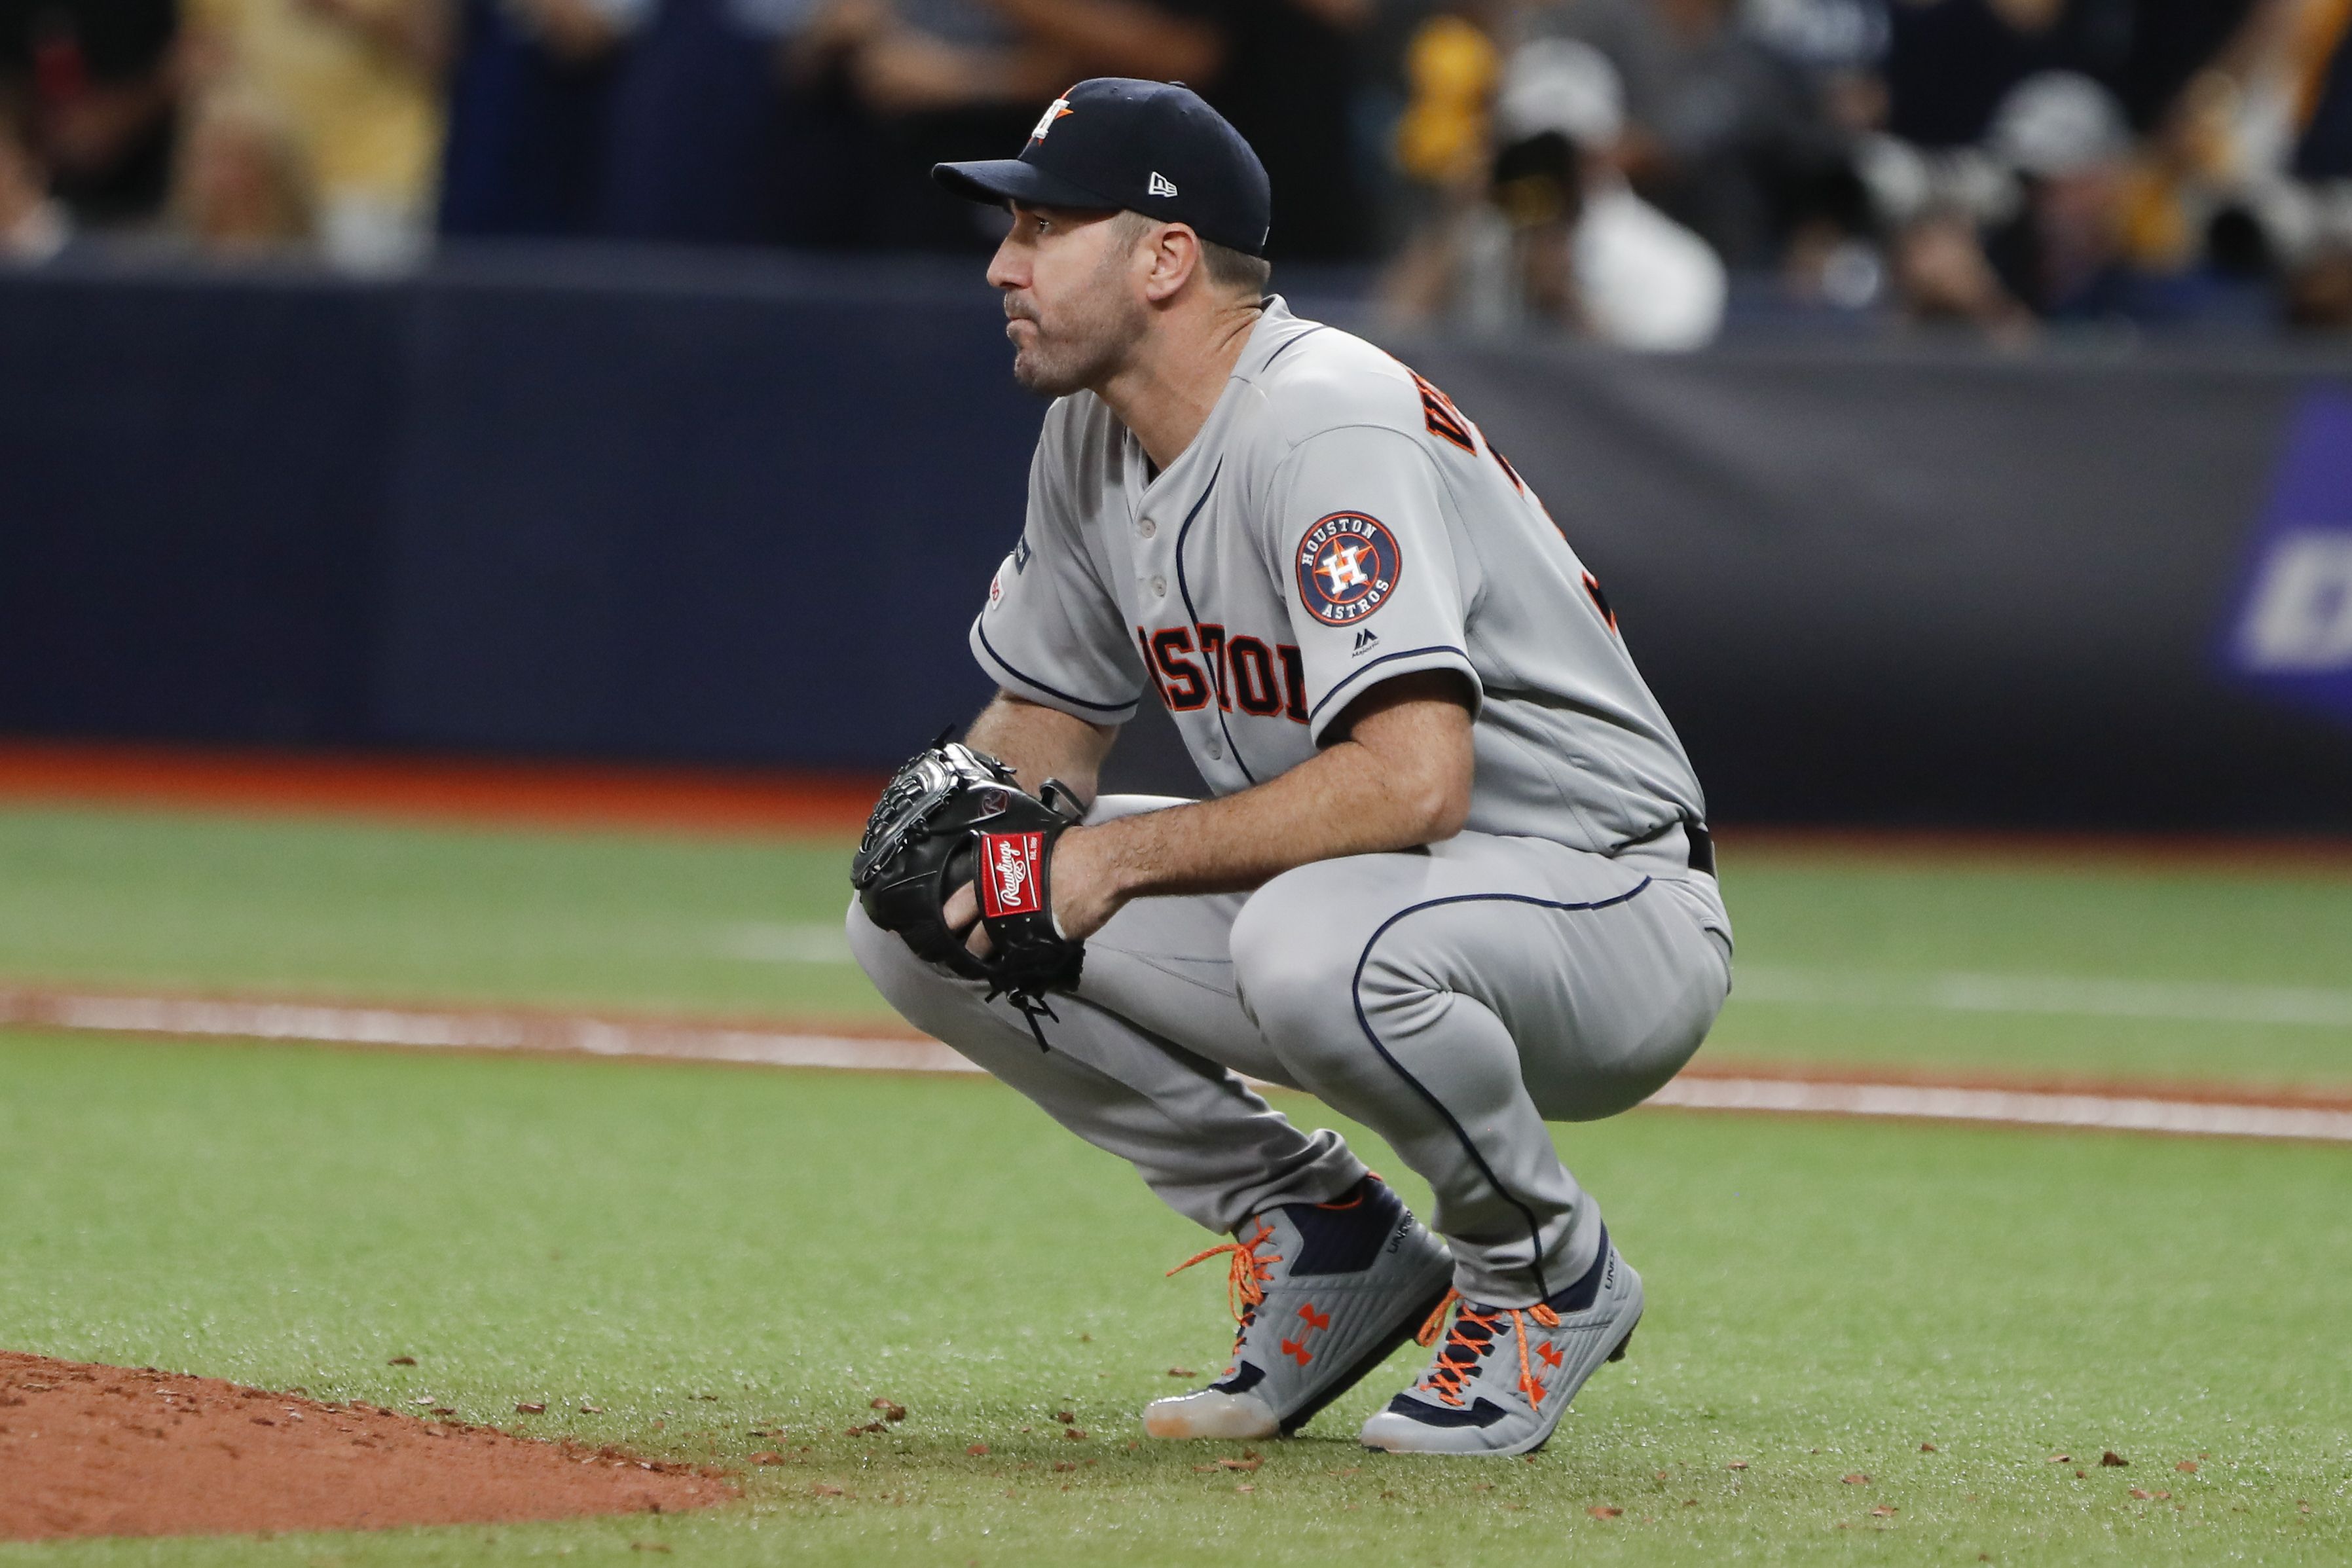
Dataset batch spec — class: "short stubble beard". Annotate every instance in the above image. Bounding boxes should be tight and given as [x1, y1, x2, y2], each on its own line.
[1007, 239, 1148, 399]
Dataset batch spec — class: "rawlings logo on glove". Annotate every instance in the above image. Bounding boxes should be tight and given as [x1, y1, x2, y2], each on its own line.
[851, 742, 1085, 1048]
[979, 832, 1045, 917]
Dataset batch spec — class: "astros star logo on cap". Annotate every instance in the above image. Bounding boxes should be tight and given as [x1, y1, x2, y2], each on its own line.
[1030, 97, 1075, 142]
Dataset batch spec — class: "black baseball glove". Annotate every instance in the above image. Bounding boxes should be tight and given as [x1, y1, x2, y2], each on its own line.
[851, 740, 1087, 1048]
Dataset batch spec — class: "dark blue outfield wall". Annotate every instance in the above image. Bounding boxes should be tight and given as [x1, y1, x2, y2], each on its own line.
[5, 247, 2352, 829]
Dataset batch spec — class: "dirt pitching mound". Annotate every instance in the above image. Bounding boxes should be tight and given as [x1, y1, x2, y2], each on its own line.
[0, 1353, 737, 1542]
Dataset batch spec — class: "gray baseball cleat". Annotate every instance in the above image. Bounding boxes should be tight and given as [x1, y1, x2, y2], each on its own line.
[1145, 1174, 1452, 1441]
[1357, 1226, 1641, 1457]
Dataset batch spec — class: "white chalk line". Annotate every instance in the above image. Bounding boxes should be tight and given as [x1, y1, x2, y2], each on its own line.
[4, 987, 2349, 1145]
[1732, 966, 2352, 1029]
[1644, 1076, 2352, 1142]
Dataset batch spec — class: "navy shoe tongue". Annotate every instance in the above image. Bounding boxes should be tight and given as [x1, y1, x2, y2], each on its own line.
[1543, 1223, 1612, 1313]
[1279, 1178, 1406, 1276]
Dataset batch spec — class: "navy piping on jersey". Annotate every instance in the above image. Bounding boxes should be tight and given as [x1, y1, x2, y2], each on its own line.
[972, 617, 1135, 715]
[1254, 324, 1326, 374]
[1171, 460, 1259, 785]
[1349, 880, 1655, 1301]
[1307, 646, 1474, 725]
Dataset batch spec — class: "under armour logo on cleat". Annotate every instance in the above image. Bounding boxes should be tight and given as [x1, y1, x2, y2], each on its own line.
[1537, 1341, 1563, 1368]
[1297, 1304, 1331, 1332]
[1148, 171, 1179, 198]
[1279, 1339, 1312, 1366]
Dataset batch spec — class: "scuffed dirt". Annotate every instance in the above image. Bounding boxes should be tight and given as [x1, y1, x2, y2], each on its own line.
[0, 1352, 737, 1542]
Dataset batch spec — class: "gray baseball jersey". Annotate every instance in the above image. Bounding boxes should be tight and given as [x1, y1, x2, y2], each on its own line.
[970, 295, 1706, 851]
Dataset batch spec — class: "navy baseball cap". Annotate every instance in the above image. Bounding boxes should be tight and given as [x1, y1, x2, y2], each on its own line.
[934, 78, 1273, 257]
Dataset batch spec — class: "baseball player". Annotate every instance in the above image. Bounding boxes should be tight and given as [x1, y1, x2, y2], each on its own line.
[847, 77, 1732, 1457]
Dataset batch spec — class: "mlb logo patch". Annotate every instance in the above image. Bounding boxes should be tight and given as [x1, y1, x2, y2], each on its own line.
[978, 831, 1046, 918]
[2222, 390, 2352, 727]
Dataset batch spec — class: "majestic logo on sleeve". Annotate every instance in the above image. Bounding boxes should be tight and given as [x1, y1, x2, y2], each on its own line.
[977, 831, 1046, 917]
[1296, 513, 1403, 626]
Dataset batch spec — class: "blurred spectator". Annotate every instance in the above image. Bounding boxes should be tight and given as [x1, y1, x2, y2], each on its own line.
[1518, 0, 1855, 263]
[795, 0, 1234, 251]
[172, 82, 314, 247]
[1889, 204, 2036, 339]
[1199, 0, 1389, 260]
[1392, 9, 1496, 194]
[439, 0, 639, 237]
[0, 0, 181, 227]
[178, 0, 451, 266]
[1384, 34, 1726, 348]
[0, 83, 69, 258]
[788, 0, 1080, 249]
[593, 0, 803, 245]
[1739, 0, 1888, 131]
[1883, 0, 2093, 149]
[1979, 69, 2196, 316]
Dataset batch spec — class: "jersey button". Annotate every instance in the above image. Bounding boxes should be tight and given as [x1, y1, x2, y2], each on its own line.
[1138, 517, 1157, 539]
[1150, 574, 1167, 598]
[1205, 739, 1225, 760]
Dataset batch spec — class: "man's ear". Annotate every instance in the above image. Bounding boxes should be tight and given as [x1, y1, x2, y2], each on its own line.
[1141, 223, 1203, 303]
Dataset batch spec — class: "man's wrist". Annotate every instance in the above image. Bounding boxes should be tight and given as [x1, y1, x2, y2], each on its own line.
[1067, 818, 1141, 904]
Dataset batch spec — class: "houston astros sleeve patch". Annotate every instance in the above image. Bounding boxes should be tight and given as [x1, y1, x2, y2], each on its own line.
[1296, 513, 1404, 626]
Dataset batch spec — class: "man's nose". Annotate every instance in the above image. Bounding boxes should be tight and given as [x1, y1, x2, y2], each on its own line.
[985, 237, 1025, 291]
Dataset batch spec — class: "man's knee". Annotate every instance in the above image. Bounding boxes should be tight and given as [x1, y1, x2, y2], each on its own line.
[1230, 866, 1382, 1053]
[846, 898, 972, 1029]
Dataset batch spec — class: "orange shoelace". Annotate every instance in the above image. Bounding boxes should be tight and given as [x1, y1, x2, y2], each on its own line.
[1413, 1290, 1564, 1410]
[1167, 1216, 1282, 1327]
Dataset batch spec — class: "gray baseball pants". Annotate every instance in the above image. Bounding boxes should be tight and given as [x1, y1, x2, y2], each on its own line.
[847, 795, 1733, 1307]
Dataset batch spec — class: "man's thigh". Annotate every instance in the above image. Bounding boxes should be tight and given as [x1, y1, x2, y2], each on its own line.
[1235, 835, 1731, 1120]
[1067, 796, 1299, 1088]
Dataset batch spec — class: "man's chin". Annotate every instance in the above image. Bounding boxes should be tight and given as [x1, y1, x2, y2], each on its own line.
[1011, 351, 1082, 399]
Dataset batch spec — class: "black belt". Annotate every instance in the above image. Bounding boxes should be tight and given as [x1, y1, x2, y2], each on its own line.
[1617, 816, 1715, 876]
[1684, 821, 1716, 876]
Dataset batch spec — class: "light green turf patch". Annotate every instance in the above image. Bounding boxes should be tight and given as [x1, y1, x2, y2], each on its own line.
[0, 1030, 2345, 1565]
[3, 806, 2351, 1087]
[0, 806, 881, 1021]
[1706, 850, 2352, 1089]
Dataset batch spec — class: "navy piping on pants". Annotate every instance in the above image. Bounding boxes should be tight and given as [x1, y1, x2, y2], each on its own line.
[1348, 879, 1654, 1302]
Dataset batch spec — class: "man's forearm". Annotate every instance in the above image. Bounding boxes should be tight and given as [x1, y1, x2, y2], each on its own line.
[1071, 679, 1475, 906]
[1079, 738, 1441, 903]
[964, 693, 1116, 805]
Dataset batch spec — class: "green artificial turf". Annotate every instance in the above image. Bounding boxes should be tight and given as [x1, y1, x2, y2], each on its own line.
[0, 1029, 2345, 1565]
[1, 804, 2349, 1089]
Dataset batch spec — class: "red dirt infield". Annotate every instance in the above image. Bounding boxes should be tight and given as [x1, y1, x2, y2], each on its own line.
[0, 742, 883, 837]
[0, 1351, 736, 1542]
[2, 740, 2349, 868]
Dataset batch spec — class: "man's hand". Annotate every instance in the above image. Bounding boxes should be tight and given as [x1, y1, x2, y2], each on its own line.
[944, 820, 1123, 955]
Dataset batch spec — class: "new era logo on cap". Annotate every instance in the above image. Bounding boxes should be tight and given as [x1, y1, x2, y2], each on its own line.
[1148, 172, 1178, 198]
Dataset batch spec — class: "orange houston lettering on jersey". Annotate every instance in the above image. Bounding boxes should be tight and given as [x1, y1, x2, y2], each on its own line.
[1138, 625, 1312, 725]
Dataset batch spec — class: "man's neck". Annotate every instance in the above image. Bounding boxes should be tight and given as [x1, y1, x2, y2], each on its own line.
[1095, 301, 1264, 473]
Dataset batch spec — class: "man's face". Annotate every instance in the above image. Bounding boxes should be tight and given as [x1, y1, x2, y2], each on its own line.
[987, 204, 1148, 397]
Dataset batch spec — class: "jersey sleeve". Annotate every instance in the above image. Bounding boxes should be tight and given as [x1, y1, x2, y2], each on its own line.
[1274, 426, 1481, 744]
[968, 435, 1148, 725]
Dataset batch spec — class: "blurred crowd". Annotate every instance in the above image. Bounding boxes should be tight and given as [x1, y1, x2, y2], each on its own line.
[8, 0, 2352, 343]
